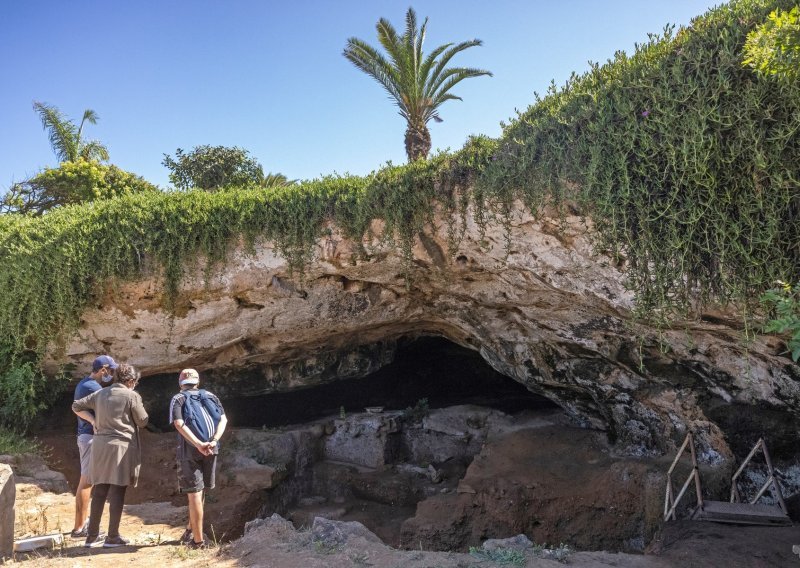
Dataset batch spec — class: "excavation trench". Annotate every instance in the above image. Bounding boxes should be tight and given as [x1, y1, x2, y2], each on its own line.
[38, 336, 665, 552]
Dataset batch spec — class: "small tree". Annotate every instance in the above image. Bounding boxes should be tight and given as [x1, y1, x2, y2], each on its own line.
[343, 8, 491, 162]
[1, 160, 158, 215]
[162, 145, 266, 191]
[743, 6, 800, 80]
[32, 101, 109, 163]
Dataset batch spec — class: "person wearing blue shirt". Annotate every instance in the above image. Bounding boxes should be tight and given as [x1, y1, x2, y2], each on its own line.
[70, 355, 117, 538]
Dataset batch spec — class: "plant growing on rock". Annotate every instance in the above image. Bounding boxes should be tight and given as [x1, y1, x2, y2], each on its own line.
[343, 7, 491, 162]
[761, 281, 800, 362]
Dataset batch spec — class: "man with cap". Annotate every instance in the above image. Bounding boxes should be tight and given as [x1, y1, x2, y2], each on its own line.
[71, 354, 117, 538]
[169, 368, 227, 549]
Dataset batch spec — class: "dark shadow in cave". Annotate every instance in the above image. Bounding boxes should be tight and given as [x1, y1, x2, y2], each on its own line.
[198, 336, 556, 430]
[40, 336, 557, 432]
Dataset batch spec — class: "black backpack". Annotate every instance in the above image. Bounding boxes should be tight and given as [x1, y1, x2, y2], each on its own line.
[181, 389, 222, 443]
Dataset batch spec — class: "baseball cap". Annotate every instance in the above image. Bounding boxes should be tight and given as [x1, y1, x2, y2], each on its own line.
[92, 355, 119, 372]
[179, 368, 200, 386]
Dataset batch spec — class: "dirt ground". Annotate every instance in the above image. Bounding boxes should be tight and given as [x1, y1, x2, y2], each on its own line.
[8, 482, 800, 568]
[6, 424, 800, 567]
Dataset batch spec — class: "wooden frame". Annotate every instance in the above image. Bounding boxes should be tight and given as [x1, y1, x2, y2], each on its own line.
[730, 437, 788, 515]
[663, 433, 704, 521]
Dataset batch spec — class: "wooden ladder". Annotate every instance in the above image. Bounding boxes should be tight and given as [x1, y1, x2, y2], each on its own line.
[664, 434, 791, 526]
[663, 432, 704, 522]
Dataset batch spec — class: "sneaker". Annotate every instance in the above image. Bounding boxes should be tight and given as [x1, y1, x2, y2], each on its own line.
[84, 534, 105, 548]
[186, 540, 206, 550]
[103, 535, 130, 548]
[70, 518, 90, 538]
[179, 528, 193, 544]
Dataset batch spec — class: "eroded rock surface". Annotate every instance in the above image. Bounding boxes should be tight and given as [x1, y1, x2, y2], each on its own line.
[46, 203, 800, 462]
[0, 463, 14, 559]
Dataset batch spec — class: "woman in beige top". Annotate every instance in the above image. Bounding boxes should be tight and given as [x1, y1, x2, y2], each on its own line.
[72, 363, 148, 548]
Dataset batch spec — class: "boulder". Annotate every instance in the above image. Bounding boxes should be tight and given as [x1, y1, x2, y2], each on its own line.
[311, 516, 383, 547]
[0, 464, 14, 559]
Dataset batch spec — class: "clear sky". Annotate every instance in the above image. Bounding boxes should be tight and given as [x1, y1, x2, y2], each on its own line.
[1, 1, 720, 190]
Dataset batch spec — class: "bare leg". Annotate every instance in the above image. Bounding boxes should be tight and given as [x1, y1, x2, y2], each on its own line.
[187, 490, 204, 543]
[73, 475, 92, 532]
[185, 492, 204, 530]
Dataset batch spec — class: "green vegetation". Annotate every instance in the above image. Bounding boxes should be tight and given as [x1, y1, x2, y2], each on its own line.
[477, 0, 799, 322]
[162, 145, 289, 191]
[0, 0, 798, 427]
[469, 546, 526, 566]
[32, 101, 109, 163]
[1, 159, 159, 215]
[0, 425, 42, 455]
[343, 7, 491, 161]
[744, 6, 800, 79]
[761, 281, 800, 361]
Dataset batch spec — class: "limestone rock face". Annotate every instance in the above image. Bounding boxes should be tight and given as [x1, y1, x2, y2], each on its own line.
[48, 204, 800, 461]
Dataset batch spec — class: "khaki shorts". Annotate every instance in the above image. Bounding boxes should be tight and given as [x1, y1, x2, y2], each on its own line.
[77, 434, 93, 477]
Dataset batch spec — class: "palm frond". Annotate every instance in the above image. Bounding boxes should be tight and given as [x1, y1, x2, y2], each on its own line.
[261, 173, 295, 187]
[427, 66, 492, 101]
[376, 17, 403, 66]
[426, 40, 487, 93]
[77, 109, 100, 143]
[32, 101, 78, 162]
[419, 43, 452, 84]
[344, 38, 405, 106]
[79, 140, 110, 162]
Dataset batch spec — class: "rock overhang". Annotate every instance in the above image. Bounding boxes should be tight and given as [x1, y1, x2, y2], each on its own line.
[45, 204, 800, 462]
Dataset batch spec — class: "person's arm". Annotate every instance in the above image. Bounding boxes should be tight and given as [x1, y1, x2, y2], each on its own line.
[208, 414, 227, 450]
[130, 392, 149, 428]
[74, 410, 95, 429]
[72, 390, 99, 430]
[173, 418, 212, 455]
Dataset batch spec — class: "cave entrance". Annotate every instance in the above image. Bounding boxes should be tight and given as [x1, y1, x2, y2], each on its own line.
[223, 336, 558, 429]
[219, 335, 567, 548]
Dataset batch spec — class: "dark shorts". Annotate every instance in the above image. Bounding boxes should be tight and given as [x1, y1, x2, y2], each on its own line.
[177, 453, 217, 493]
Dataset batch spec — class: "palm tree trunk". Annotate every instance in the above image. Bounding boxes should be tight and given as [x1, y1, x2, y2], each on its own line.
[404, 123, 431, 162]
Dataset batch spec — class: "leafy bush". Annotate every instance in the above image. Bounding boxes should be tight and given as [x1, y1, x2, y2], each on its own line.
[479, 0, 800, 320]
[162, 145, 267, 191]
[0, 354, 68, 429]
[2, 159, 159, 215]
[761, 281, 800, 361]
[0, 425, 42, 455]
[744, 6, 800, 79]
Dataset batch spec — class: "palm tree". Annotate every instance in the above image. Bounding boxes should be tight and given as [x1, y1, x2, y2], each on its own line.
[343, 8, 491, 162]
[32, 101, 109, 163]
[260, 172, 296, 187]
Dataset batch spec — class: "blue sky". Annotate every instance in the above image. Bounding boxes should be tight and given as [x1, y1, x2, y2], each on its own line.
[1, 1, 720, 189]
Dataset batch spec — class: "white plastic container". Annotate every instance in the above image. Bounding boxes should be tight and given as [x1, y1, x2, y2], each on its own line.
[13, 533, 64, 552]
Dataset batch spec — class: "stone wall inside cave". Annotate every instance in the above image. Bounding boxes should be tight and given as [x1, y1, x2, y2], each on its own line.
[46, 203, 800, 464]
